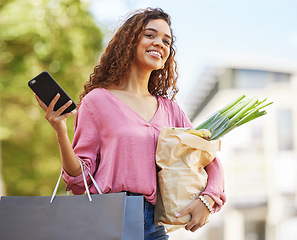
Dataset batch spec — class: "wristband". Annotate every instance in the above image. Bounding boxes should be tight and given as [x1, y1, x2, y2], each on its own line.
[198, 195, 214, 214]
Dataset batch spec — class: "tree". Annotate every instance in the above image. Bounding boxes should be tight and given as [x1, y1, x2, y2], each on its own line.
[0, 0, 103, 195]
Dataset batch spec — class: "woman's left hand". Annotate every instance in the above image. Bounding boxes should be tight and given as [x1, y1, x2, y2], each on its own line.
[175, 195, 214, 232]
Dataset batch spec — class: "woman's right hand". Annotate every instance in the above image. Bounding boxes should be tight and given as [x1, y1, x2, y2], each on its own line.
[35, 93, 77, 135]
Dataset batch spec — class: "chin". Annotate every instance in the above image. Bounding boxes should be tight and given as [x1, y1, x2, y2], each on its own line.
[151, 64, 163, 71]
[138, 61, 163, 72]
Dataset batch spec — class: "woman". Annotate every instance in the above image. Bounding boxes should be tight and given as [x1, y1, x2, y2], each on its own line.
[36, 8, 225, 239]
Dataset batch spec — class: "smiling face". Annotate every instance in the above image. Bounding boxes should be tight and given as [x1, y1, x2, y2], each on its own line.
[134, 19, 172, 72]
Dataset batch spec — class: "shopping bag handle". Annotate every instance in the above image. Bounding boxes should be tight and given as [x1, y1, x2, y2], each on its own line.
[50, 160, 102, 203]
[85, 166, 102, 195]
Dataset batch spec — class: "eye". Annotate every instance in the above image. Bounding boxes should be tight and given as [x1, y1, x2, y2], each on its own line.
[163, 39, 171, 46]
[145, 34, 154, 38]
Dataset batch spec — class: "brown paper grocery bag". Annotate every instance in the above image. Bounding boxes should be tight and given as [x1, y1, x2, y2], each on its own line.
[154, 127, 221, 232]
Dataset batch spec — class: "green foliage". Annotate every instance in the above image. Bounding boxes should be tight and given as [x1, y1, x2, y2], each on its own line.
[0, 0, 104, 196]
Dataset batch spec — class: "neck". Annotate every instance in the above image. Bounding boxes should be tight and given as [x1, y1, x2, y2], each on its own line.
[123, 65, 152, 96]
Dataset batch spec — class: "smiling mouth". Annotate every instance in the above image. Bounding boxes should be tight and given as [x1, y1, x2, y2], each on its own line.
[147, 50, 162, 59]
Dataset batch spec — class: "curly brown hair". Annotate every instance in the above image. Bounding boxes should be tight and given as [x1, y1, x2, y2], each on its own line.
[79, 8, 179, 102]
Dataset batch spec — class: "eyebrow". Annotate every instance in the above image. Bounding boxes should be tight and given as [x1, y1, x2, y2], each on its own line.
[144, 28, 172, 40]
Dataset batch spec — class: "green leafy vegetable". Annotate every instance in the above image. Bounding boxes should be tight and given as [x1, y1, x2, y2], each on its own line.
[195, 95, 273, 140]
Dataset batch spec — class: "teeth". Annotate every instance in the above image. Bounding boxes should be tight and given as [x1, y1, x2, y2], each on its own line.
[148, 51, 161, 58]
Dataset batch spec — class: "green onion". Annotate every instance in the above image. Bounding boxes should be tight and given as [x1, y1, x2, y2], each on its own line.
[195, 95, 273, 140]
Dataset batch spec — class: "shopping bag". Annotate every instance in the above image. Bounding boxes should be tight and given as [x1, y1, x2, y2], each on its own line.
[154, 127, 221, 232]
[0, 161, 144, 240]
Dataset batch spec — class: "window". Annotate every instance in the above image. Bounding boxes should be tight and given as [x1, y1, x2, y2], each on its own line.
[233, 69, 291, 89]
[277, 109, 293, 151]
[234, 69, 268, 89]
[273, 72, 290, 83]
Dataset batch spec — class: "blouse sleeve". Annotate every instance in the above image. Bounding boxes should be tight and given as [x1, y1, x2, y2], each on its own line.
[172, 101, 226, 211]
[62, 99, 100, 194]
[203, 157, 226, 212]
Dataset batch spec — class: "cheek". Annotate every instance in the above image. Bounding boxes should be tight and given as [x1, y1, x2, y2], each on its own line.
[136, 41, 147, 56]
[163, 49, 171, 62]
[135, 44, 145, 59]
[138, 38, 149, 49]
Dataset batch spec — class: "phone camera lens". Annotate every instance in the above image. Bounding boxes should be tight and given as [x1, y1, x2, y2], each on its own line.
[30, 80, 36, 85]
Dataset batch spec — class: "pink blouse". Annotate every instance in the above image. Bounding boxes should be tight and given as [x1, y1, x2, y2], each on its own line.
[62, 88, 225, 210]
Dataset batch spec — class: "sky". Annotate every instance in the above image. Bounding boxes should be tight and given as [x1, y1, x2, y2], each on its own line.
[89, 0, 297, 106]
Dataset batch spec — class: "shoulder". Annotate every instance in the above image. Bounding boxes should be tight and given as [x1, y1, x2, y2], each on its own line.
[82, 88, 107, 102]
[158, 96, 183, 113]
[76, 88, 109, 114]
[158, 96, 193, 128]
[75, 88, 113, 126]
[79, 88, 109, 107]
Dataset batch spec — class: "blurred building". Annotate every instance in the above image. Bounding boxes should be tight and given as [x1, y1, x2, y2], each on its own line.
[172, 58, 297, 240]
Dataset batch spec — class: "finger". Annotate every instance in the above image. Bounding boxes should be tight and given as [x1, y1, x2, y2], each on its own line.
[55, 100, 74, 116]
[34, 94, 47, 111]
[185, 218, 196, 231]
[55, 109, 77, 120]
[188, 218, 210, 232]
[189, 224, 201, 232]
[176, 207, 190, 218]
[186, 217, 204, 232]
[47, 93, 60, 113]
[34, 93, 41, 102]
[63, 110, 77, 118]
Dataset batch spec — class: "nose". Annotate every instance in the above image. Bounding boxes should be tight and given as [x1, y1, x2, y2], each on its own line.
[153, 37, 164, 48]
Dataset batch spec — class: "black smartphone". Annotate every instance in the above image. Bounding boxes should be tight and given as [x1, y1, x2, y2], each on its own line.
[28, 71, 77, 114]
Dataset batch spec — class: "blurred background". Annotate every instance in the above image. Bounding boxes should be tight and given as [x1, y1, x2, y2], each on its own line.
[1, 0, 297, 239]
